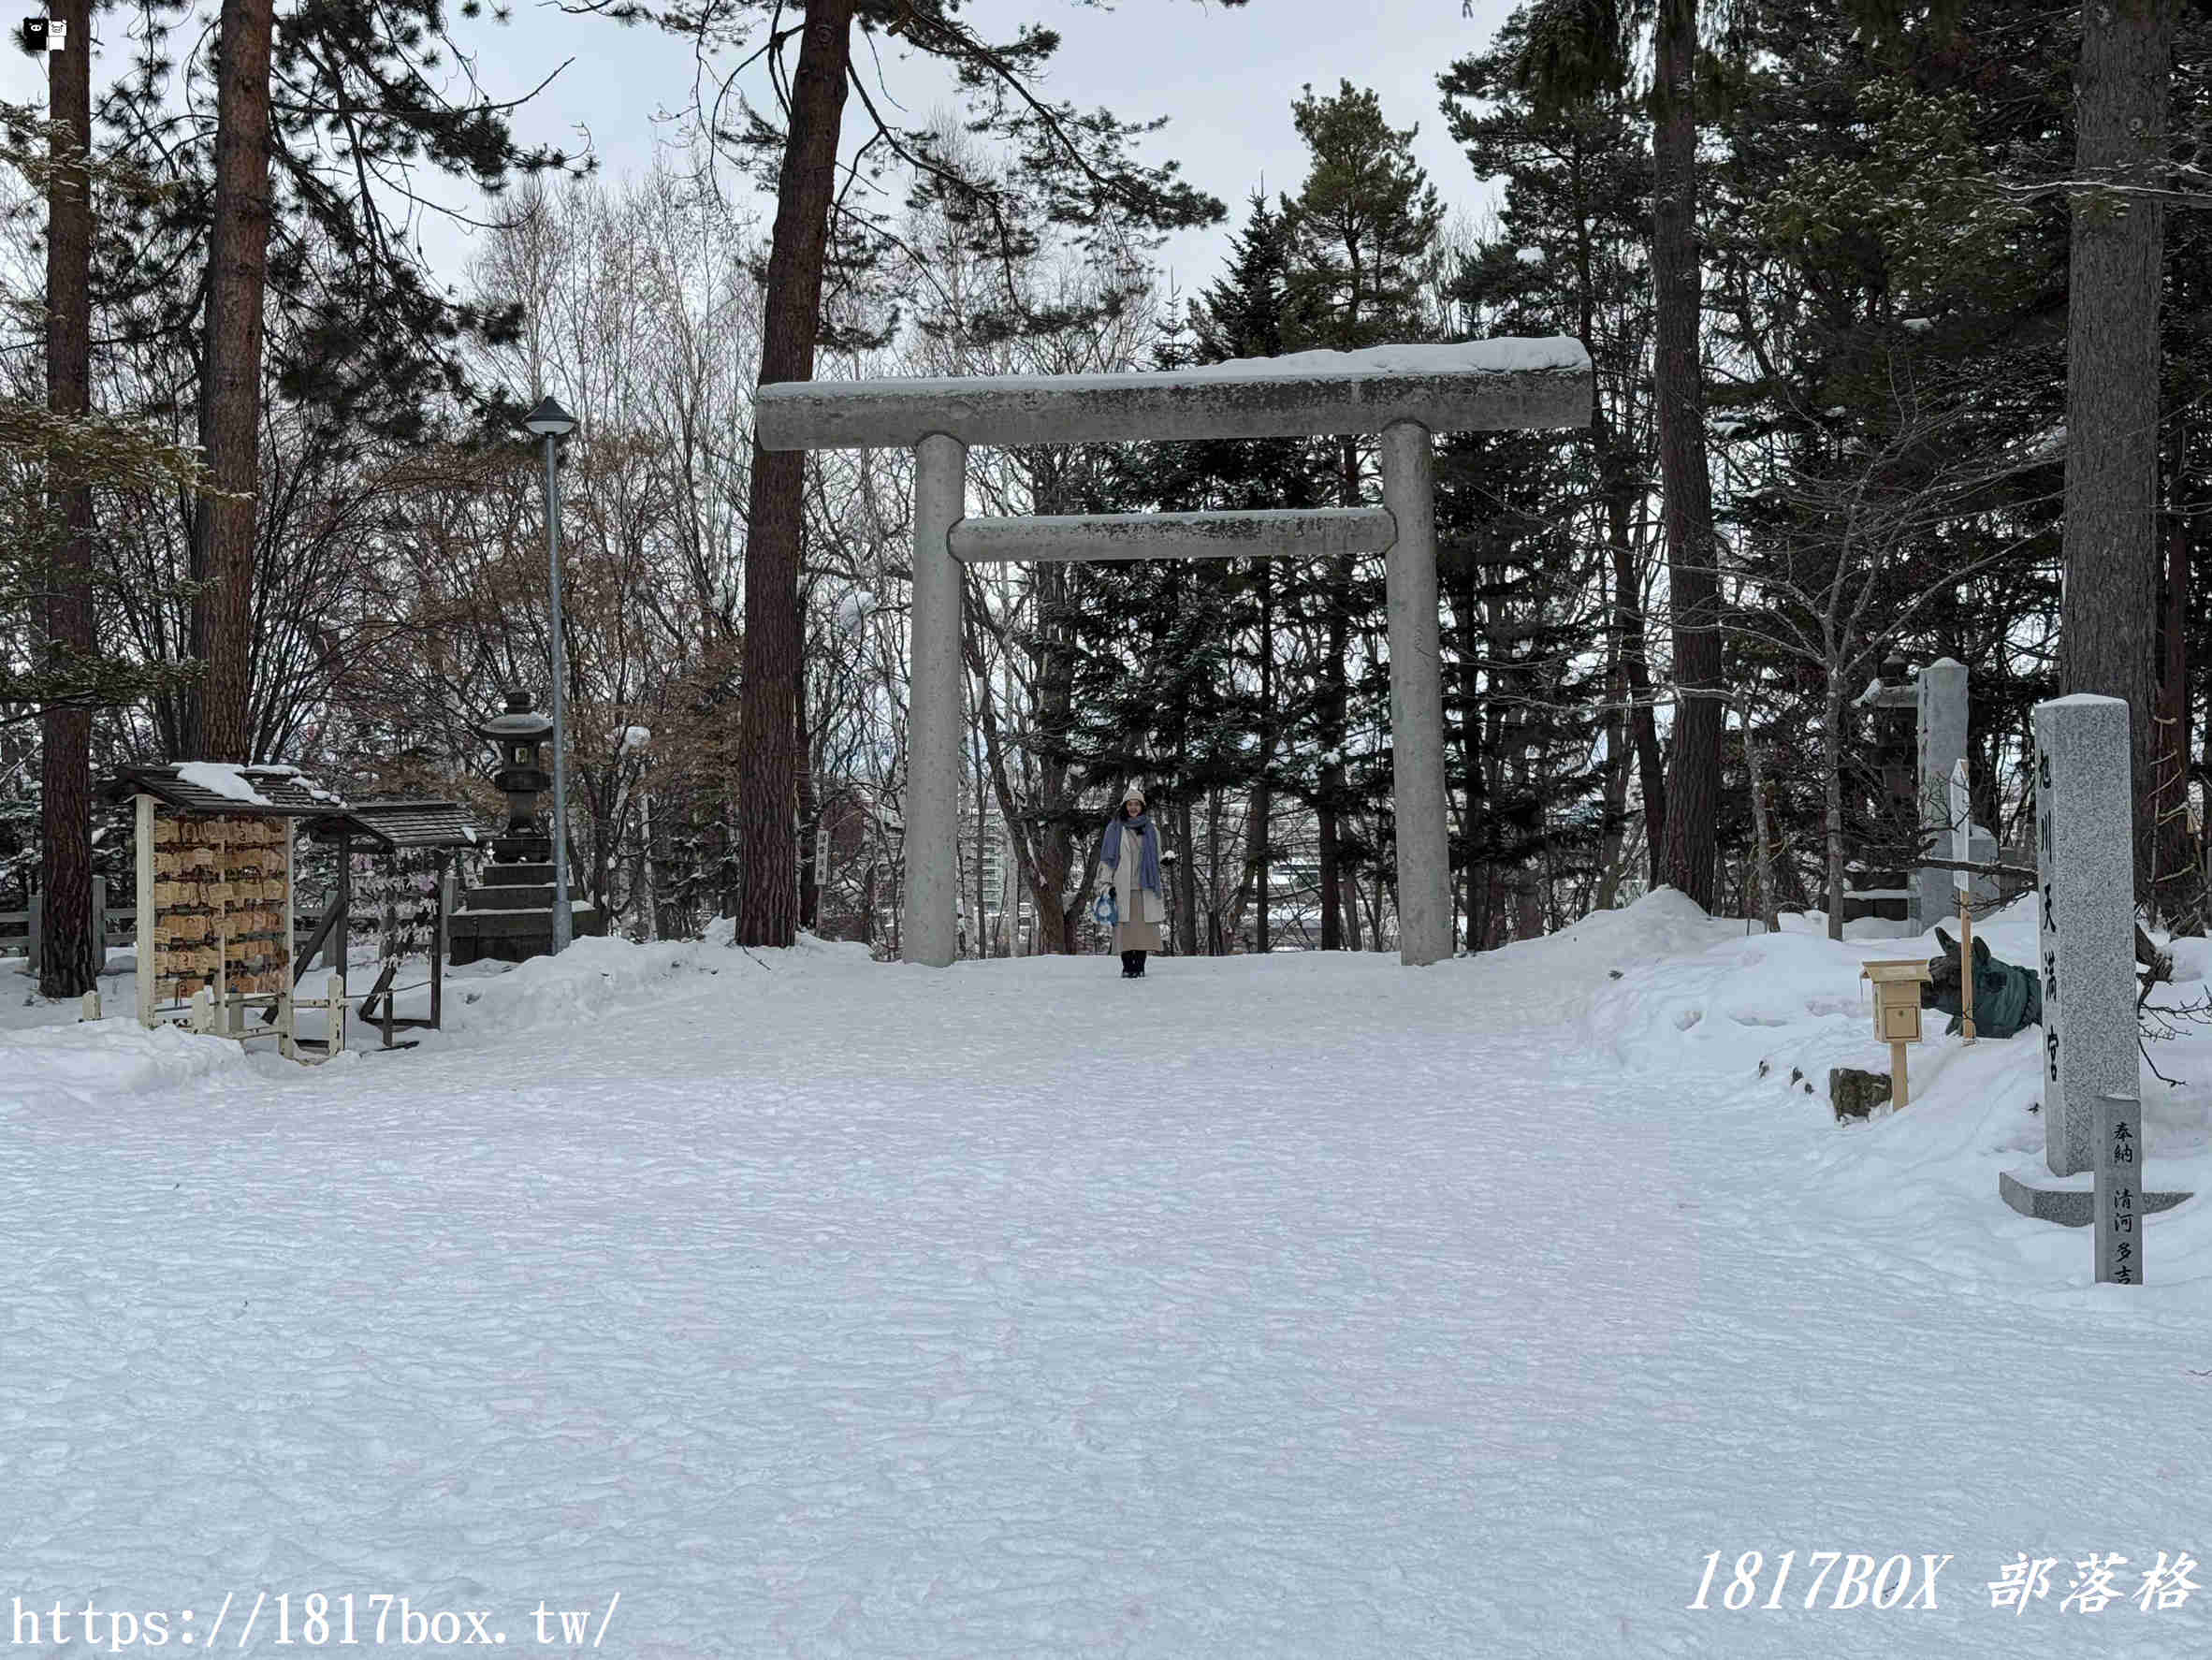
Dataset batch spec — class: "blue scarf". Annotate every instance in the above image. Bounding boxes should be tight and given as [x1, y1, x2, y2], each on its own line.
[1103, 811, 1161, 895]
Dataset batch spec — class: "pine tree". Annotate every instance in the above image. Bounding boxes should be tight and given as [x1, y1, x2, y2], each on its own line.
[1645, 0, 1724, 910]
[1713, 0, 2076, 925]
[95, 0, 575, 759]
[0, 100, 204, 995]
[2059, 0, 2180, 902]
[36, 0, 97, 994]
[1510, 0, 1726, 909]
[1185, 194, 1318, 951]
[1443, 22, 1664, 896]
[1279, 81, 1444, 948]
[187, 0, 276, 762]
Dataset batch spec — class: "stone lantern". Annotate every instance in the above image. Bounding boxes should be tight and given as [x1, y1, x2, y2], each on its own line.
[476, 689, 555, 863]
[448, 689, 604, 964]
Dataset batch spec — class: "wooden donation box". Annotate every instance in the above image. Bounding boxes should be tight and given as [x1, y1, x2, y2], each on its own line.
[1861, 957, 1934, 1107]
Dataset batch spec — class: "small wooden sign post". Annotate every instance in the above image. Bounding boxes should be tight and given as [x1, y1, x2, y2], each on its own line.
[1861, 958, 1935, 1107]
[1951, 760, 1976, 1043]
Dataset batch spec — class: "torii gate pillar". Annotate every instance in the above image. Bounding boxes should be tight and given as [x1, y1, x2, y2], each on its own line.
[907, 431, 968, 970]
[1381, 420, 1452, 967]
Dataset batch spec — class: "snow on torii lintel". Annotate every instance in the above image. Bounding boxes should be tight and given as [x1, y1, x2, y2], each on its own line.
[755, 337, 1594, 452]
[1144, 337, 1590, 382]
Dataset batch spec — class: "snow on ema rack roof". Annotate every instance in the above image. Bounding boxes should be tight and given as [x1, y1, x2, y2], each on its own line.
[754, 336, 1594, 452]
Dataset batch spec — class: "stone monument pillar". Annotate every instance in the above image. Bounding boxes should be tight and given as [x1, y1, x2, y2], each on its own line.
[1967, 824, 2000, 912]
[2031, 693, 2135, 1176]
[1914, 658, 1968, 931]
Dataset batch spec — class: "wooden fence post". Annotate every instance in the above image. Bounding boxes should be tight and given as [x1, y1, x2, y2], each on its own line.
[433, 858, 452, 1030]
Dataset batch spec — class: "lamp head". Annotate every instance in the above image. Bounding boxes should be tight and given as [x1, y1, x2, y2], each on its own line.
[523, 396, 577, 438]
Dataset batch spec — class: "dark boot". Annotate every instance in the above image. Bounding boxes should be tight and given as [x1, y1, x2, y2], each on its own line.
[1131, 951, 1147, 977]
[1120, 951, 1138, 978]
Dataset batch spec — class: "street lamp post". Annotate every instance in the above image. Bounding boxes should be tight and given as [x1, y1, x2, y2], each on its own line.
[524, 395, 578, 953]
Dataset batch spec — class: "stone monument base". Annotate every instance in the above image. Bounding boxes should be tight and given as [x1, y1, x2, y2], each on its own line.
[1998, 1164, 2193, 1229]
[449, 860, 605, 965]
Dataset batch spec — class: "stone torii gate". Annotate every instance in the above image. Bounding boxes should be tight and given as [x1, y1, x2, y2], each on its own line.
[755, 338, 1594, 968]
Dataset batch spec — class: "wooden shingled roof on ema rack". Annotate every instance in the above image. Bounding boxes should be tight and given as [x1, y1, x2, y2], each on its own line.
[98, 762, 352, 818]
[299, 799, 480, 853]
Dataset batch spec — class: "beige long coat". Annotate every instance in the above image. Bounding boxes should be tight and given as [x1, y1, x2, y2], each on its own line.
[1099, 820, 1166, 953]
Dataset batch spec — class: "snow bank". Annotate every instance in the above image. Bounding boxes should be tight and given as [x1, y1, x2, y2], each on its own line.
[1579, 893, 2047, 1082]
[433, 924, 876, 1047]
[1568, 891, 2212, 1299]
[2, 926, 882, 1105]
[437, 934, 713, 1041]
[1, 1017, 255, 1112]
[1476, 888, 1750, 1025]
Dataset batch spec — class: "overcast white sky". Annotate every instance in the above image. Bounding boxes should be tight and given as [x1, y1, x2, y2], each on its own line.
[8, 0, 1523, 307]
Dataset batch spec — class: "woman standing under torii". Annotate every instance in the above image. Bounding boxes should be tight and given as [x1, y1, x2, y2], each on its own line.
[1099, 785, 1167, 978]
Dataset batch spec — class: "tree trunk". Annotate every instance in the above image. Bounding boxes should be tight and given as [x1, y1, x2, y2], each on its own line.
[187, 0, 276, 764]
[1317, 738, 1345, 950]
[1594, 632, 1628, 910]
[797, 669, 820, 931]
[1450, 555, 1480, 950]
[1650, 0, 1722, 910]
[2059, 0, 2174, 902]
[1174, 795, 1199, 955]
[1510, 744, 1540, 941]
[1579, 133, 1666, 883]
[1014, 481, 1081, 955]
[639, 787, 660, 942]
[38, 0, 95, 999]
[970, 724, 987, 958]
[733, 0, 855, 948]
[1608, 488, 1666, 881]
[1825, 678, 1849, 943]
[1254, 562, 1275, 954]
[2153, 463, 2196, 928]
[1205, 787, 1224, 954]
[1317, 437, 1359, 950]
[1471, 678, 1506, 950]
[1744, 709, 1781, 935]
[719, 803, 739, 920]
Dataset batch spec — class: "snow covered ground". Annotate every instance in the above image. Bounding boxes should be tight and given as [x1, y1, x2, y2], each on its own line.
[7, 896, 2212, 1656]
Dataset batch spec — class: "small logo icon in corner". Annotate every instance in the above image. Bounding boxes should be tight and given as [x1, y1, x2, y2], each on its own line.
[20, 15, 65, 50]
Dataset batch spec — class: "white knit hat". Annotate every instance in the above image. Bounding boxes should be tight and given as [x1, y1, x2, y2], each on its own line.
[1123, 783, 1145, 805]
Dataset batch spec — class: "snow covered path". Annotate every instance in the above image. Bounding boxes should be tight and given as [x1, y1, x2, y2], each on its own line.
[7, 925, 2212, 1657]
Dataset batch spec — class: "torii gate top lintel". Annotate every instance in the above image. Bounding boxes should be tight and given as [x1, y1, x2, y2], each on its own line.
[755, 336, 1593, 452]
